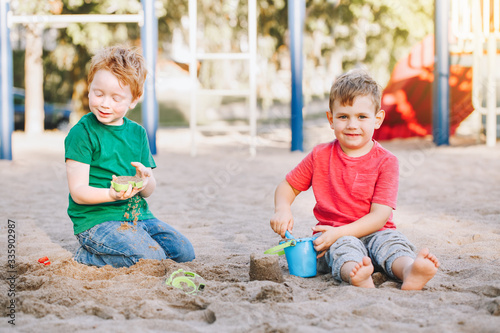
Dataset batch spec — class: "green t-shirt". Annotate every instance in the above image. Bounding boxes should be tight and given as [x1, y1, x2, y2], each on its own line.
[65, 113, 156, 234]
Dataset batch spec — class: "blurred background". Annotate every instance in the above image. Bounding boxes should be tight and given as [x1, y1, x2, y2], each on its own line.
[9, 0, 434, 132]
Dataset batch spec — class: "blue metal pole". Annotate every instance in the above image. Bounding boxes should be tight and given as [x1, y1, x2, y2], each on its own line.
[289, 0, 305, 151]
[432, 0, 450, 146]
[140, 0, 158, 155]
[0, 0, 13, 160]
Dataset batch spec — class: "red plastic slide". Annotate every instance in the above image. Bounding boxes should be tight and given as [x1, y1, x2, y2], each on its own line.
[374, 34, 474, 140]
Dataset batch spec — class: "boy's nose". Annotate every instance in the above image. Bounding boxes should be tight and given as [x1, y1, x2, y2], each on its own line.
[347, 119, 358, 128]
[100, 96, 111, 108]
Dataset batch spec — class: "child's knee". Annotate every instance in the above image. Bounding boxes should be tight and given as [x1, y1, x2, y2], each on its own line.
[167, 241, 195, 262]
[134, 245, 168, 262]
[177, 243, 196, 262]
[177, 250, 195, 263]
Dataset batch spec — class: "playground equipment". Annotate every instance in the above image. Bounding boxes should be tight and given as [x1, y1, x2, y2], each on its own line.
[451, 0, 500, 147]
[0, 0, 158, 160]
[187, 0, 307, 155]
[373, 34, 475, 142]
[375, 0, 499, 146]
[188, 0, 257, 156]
[289, 0, 305, 152]
[433, 0, 450, 146]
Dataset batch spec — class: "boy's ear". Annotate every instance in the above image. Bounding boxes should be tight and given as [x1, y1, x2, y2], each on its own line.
[129, 96, 141, 109]
[326, 111, 334, 127]
[374, 109, 385, 129]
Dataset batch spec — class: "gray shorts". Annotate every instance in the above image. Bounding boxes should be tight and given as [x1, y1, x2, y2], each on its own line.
[317, 229, 416, 282]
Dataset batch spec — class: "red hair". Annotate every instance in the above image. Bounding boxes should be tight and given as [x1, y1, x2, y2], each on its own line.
[88, 45, 147, 100]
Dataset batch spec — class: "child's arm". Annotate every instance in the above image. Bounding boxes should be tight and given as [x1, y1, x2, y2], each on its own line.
[312, 203, 393, 257]
[66, 160, 153, 204]
[270, 179, 301, 237]
[66, 159, 119, 204]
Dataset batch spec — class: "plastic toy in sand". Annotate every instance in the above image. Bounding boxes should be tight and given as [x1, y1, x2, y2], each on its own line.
[111, 176, 144, 192]
[265, 231, 318, 278]
[38, 256, 51, 266]
[165, 269, 206, 295]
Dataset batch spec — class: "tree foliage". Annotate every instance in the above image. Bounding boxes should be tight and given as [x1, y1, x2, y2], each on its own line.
[12, 0, 143, 118]
[11, 0, 433, 124]
[13, 0, 58, 133]
[154, 0, 433, 106]
[326, 0, 434, 84]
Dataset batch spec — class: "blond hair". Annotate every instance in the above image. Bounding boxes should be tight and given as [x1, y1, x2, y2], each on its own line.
[88, 45, 147, 100]
[329, 69, 382, 113]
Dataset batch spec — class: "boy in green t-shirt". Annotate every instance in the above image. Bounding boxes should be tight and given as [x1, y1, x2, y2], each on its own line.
[65, 45, 195, 268]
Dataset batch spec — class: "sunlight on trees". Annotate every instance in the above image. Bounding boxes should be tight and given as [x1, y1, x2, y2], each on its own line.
[10, 0, 433, 129]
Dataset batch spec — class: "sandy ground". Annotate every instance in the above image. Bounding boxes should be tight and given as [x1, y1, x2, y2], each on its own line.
[1, 121, 500, 332]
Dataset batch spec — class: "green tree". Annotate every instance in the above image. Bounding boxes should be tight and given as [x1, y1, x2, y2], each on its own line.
[12, 0, 433, 129]
[13, 0, 61, 133]
[53, 0, 142, 120]
[256, 0, 433, 88]
[323, 0, 434, 85]
[13, 0, 143, 127]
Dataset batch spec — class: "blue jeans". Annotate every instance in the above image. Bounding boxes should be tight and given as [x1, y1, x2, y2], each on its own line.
[74, 219, 195, 268]
[317, 229, 416, 282]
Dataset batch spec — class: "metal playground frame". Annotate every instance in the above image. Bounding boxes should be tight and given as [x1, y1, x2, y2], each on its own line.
[2, 1, 497, 161]
[0, 0, 158, 160]
[451, 0, 500, 147]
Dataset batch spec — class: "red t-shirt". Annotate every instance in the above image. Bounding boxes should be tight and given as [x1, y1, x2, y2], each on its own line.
[286, 140, 399, 230]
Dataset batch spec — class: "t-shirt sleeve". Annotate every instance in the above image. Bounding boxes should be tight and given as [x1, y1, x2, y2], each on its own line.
[64, 124, 93, 164]
[372, 155, 399, 210]
[285, 151, 314, 192]
[140, 127, 156, 169]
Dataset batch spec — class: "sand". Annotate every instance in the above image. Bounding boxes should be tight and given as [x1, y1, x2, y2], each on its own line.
[1, 122, 500, 332]
[113, 176, 143, 186]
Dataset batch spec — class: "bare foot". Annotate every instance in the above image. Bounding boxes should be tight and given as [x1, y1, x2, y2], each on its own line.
[401, 248, 440, 290]
[349, 256, 375, 288]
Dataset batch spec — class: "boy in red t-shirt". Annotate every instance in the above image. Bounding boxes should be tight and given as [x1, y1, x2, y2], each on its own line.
[270, 69, 439, 289]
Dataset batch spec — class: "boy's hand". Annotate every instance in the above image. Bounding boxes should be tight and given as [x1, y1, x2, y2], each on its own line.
[270, 208, 294, 238]
[109, 162, 152, 200]
[131, 162, 151, 191]
[312, 225, 339, 258]
[109, 175, 142, 200]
